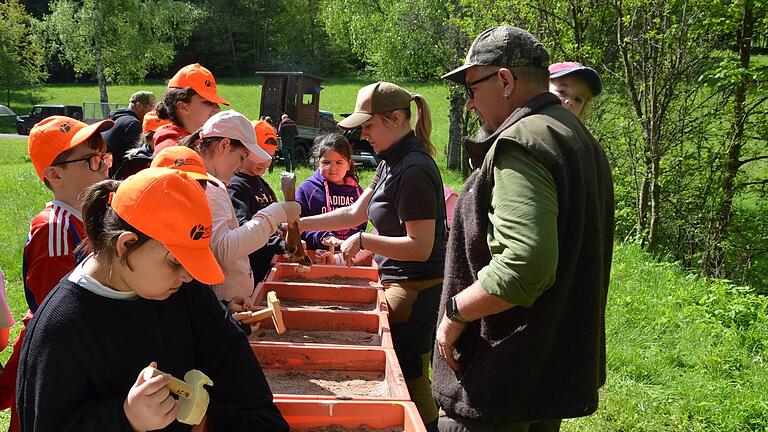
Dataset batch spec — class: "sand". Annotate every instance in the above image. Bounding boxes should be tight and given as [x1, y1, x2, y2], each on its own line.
[250, 329, 381, 346]
[281, 275, 379, 287]
[275, 299, 375, 311]
[266, 370, 389, 398]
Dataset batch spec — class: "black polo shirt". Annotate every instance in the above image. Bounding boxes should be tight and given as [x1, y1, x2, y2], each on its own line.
[367, 132, 446, 282]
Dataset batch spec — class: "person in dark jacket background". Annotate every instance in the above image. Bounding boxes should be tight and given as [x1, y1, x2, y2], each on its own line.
[228, 120, 284, 283]
[102, 91, 155, 177]
[296, 133, 366, 253]
[277, 114, 298, 171]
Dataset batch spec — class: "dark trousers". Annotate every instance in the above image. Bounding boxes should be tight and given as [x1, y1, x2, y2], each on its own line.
[438, 415, 562, 432]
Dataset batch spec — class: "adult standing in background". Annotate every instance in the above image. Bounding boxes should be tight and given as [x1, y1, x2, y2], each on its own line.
[277, 113, 298, 171]
[102, 91, 155, 177]
[433, 26, 615, 431]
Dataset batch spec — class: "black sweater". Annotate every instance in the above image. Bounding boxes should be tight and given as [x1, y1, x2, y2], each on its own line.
[17, 279, 289, 432]
[228, 172, 285, 283]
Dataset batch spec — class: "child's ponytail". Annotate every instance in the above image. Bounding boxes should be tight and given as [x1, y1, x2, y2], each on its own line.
[78, 180, 120, 256]
[77, 180, 151, 266]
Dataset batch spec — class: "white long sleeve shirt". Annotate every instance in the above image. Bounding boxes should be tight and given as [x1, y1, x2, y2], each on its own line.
[206, 175, 286, 301]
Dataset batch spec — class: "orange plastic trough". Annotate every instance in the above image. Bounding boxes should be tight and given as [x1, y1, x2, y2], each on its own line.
[266, 263, 380, 286]
[251, 344, 410, 401]
[254, 281, 388, 313]
[252, 308, 392, 348]
[276, 399, 426, 431]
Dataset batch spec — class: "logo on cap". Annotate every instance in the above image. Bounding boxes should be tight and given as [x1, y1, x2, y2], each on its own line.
[59, 123, 71, 133]
[204, 80, 212, 88]
[189, 224, 212, 241]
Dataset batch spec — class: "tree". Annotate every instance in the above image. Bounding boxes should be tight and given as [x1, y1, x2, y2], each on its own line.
[45, 0, 201, 112]
[0, 0, 47, 107]
[321, 0, 469, 168]
[700, 0, 768, 278]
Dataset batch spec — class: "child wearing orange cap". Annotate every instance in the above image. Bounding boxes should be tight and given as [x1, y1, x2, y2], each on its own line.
[180, 111, 301, 301]
[16, 168, 289, 431]
[227, 120, 285, 283]
[154, 63, 228, 154]
[0, 115, 114, 432]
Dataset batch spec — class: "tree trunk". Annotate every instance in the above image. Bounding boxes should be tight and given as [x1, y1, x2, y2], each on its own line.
[93, 35, 110, 118]
[447, 89, 464, 170]
[704, 0, 753, 277]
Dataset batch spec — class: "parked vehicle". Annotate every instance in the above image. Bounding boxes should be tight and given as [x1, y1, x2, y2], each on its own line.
[16, 105, 84, 135]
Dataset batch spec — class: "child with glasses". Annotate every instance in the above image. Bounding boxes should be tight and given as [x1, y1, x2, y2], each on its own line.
[0, 115, 115, 432]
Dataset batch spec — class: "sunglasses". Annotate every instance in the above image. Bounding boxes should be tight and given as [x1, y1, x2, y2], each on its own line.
[53, 152, 113, 172]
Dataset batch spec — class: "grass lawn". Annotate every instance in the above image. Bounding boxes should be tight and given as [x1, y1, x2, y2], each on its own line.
[0, 136, 767, 430]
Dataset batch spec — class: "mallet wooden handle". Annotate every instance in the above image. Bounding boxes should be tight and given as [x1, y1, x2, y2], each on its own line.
[144, 367, 193, 400]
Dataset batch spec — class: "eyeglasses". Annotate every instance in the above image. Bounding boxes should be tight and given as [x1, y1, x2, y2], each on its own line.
[53, 152, 113, 172]
[464, 70, 500, 100]
[464, 69, 518, 100]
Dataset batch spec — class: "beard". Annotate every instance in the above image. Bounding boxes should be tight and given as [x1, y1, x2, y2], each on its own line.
[474, 125, 493, 141]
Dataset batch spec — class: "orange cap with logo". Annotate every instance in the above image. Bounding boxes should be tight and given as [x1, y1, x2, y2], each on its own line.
[142, 110, 172, 134]
[251, 120, 278, 153]
[110, 167, 224, 285]
[150, 146, 217, 184]
[168, 63, 230, 106]
[28, 115, 114, 181]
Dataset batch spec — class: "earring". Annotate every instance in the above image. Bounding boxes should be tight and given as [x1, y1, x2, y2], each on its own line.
[504, 93, 509, 99]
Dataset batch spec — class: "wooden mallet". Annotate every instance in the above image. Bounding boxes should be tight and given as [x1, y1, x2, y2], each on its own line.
[143, 367, 213, 426]
[280, 171, 312, 267]
[232, 291, 286, 334]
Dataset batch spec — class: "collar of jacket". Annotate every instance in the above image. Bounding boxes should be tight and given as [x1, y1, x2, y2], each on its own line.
[463, 92, 561, 169]
[378, 131, 422, 165]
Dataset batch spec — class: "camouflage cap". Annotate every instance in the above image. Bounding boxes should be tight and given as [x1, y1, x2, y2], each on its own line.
[442, 26, 550, 84]
[130, 91, 156, 105]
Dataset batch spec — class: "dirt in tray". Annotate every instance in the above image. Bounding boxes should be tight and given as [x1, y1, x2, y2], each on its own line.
[250, 329, 381, 346]
[293, 426, 402, 432]
[274, 299, 375, 311]
[266, 370, 389, 398]
[281, 275, 379, 286]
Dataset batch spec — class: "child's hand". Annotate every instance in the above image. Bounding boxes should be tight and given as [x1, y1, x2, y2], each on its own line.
[321, 236, 344, 248]
[227, 296, 253, 313]
[124, 362, 179, 431]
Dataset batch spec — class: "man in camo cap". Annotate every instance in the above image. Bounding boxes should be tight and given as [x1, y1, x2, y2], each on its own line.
[432, 26, 615, 431]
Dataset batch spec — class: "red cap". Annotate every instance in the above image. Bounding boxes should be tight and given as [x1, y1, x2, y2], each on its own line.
[110, 167, 224, 285]
[28, 116, 114, 180]
[251, 120, 278, 153]
[150, 146, 217, 184]
[168, 63, 230, 105]
[142, 110, 172, 134]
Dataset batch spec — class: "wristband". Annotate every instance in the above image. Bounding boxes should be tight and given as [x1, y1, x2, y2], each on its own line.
[358, 231, 365, 250]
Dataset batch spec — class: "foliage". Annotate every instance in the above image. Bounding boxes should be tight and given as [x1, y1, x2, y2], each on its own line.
[44, 0, 202, 103]
[0, 0, 47, 106]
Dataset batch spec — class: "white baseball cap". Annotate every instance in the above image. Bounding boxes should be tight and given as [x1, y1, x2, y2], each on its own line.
[199, 110, 271, 162]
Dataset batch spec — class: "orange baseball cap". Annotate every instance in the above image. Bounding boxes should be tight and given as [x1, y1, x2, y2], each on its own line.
[168, 63, 230, 106]
[150, 146, 217, 184]
[251, 120, 278, 153]
[28, 115, 114, 180]
[110, 167, 224, 285]
[142, 110, 172, 134]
